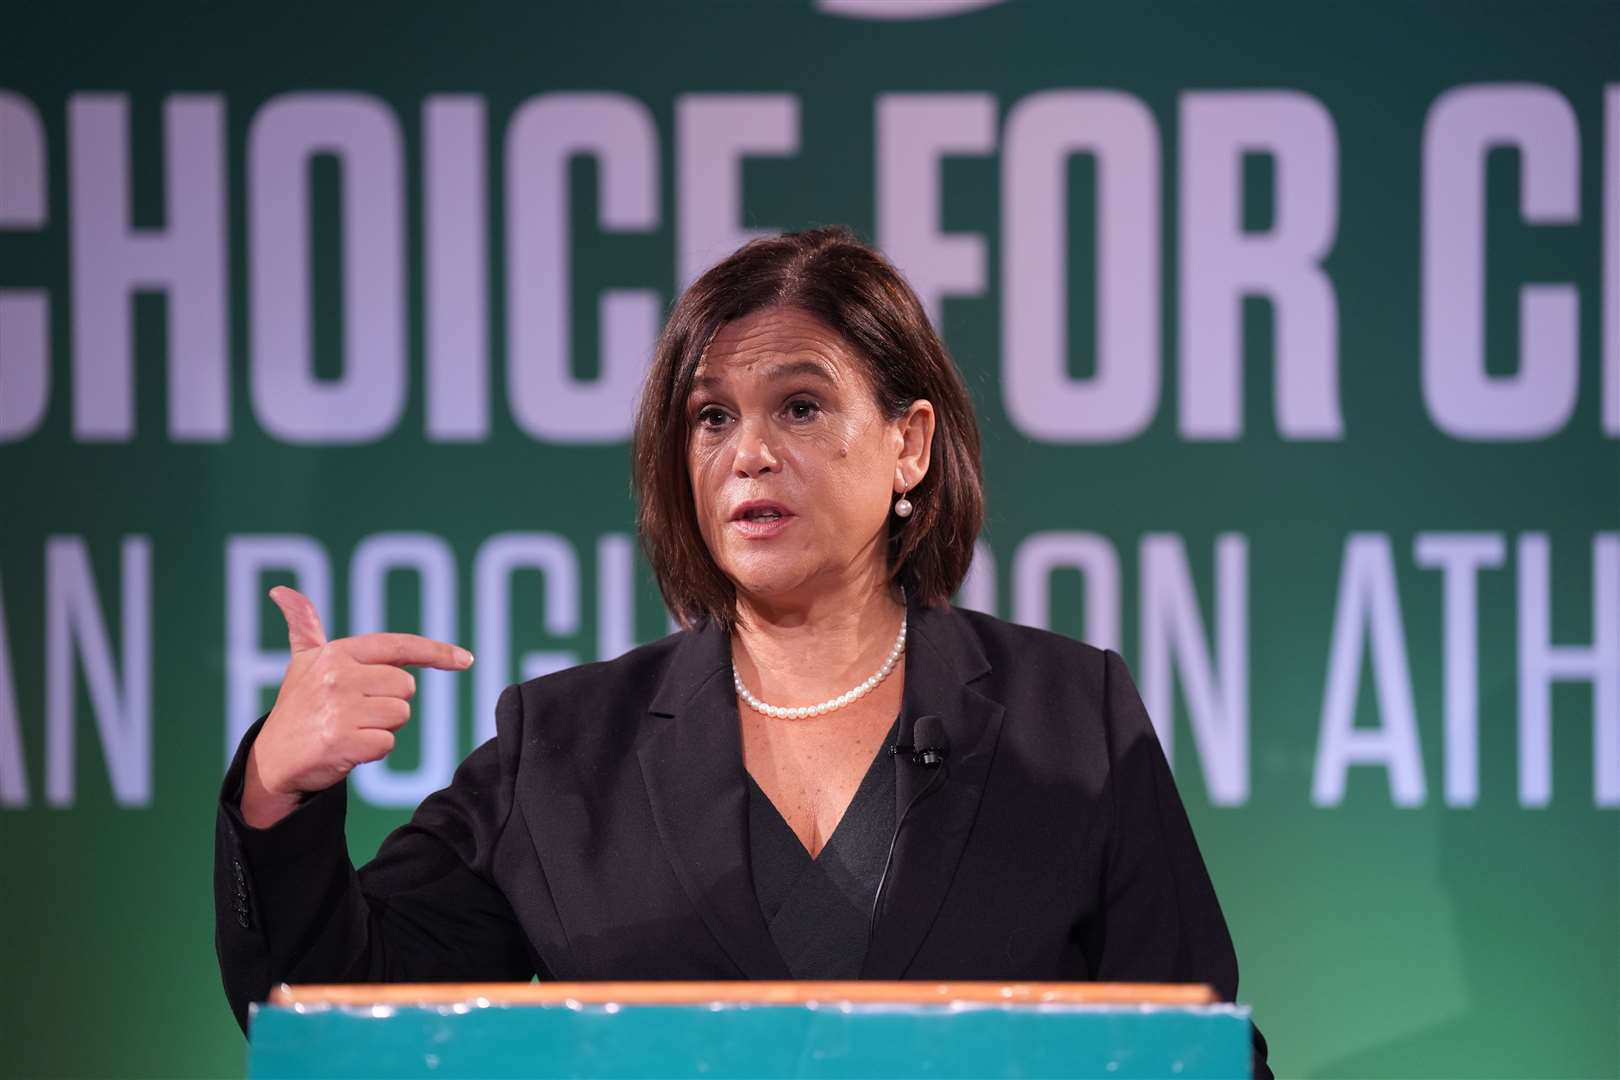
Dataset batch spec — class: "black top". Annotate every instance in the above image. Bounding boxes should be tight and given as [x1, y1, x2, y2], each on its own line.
[214, 594, 1271, 1078]
[745, 714, 901, 979]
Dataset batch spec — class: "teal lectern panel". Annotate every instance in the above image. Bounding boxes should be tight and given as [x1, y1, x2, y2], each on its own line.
[247, 1000, 1253, 1080]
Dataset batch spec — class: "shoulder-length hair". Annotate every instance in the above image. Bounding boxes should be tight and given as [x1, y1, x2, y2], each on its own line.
[631, 225, 984, 632]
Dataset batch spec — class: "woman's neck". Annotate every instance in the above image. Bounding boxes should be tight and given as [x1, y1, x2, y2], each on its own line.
[730, 576, 906, 706]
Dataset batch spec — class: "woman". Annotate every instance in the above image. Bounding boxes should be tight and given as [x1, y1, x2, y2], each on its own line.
[216, 226, 1272, 1078]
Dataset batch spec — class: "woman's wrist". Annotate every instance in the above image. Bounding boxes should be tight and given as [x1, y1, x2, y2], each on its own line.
[240, 744, 303, 830]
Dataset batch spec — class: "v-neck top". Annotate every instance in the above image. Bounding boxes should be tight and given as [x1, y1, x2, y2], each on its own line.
[744, 713, 901, 979]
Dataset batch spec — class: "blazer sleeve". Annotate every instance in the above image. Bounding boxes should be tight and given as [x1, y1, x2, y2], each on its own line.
[213, 684, 537, 1035]
[1094, 649, 1274, 1080]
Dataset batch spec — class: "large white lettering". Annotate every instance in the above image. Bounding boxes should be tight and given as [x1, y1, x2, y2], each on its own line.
[46, 536, 152, 806]
[1422, 84, 1581, 440]
[876, 93, 995, 327]
[1314, 534, 1425, 807]
[676, 94, 798, 289]
[1606, 85, 1619, 437]
[69, 94, 227, 442]
[1180, 91, 1341, 440]
[248, 94, 406, 443]
[1517, 533, 1619, 807]
[1011, 531, 1121, 652]
[1140, 533, 1249, 805]
[0, 574, 26, 806]
[507, 94, 660, 443]
[1002, 91, 1159, 442]
[424, 95, 490, 442]
[1413, 532, 1505, 807]
[0, 91, 49, 444]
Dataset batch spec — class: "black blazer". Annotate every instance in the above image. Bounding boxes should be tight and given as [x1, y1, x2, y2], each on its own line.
[215, 595, 1272, 1077]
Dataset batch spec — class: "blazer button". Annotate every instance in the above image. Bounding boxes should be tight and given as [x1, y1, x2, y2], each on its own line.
[233, 861, 245, 881]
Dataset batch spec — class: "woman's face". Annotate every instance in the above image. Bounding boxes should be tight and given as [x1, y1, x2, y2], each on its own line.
[685, 305, 931, 607]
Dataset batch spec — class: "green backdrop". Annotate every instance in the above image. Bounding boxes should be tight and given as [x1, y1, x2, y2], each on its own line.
[1, 1, 1616, 1077]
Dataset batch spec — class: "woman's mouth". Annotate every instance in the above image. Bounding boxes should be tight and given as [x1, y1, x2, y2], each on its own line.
[730, 502, 796, 539]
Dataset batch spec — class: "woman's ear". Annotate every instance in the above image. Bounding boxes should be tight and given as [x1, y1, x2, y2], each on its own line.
[894, 399, 935, 490]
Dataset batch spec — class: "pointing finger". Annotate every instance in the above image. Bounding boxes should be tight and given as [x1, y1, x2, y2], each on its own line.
[340, 632, 474, 671]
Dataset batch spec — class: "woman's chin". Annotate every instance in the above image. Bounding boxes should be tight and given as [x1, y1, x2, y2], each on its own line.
[722, 558, 816, 603]
[730, 574, 807, 601]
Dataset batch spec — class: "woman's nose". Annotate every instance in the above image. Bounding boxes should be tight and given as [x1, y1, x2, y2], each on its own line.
[732, 419, 780, 477]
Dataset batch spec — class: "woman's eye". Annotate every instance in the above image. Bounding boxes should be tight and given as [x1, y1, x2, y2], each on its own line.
[695, 407, 729, 429]
[786, 399, 820, 422]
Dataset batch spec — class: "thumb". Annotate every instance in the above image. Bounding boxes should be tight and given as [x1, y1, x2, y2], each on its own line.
[268, 586, 329, 654]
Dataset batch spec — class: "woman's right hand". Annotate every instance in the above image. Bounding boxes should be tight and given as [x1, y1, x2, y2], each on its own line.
[239, 585, 475, 829]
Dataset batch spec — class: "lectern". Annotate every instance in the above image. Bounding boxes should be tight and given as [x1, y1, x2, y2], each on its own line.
[249, 981, 1252, 1080]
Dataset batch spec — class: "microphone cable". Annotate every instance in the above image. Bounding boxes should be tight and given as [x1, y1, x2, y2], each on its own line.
[864, 715, 950, 957]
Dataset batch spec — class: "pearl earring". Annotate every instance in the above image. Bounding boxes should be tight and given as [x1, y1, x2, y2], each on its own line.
[893, 487, 913, 519]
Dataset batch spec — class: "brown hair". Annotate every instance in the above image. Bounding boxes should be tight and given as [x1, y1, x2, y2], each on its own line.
[631, 225, 984, 631]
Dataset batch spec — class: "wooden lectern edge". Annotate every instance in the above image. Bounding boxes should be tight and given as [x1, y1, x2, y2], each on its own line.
[268, 981, 1219, 1008]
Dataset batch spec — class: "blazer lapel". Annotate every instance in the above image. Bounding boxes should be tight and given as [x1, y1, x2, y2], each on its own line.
[860, 596, 1006, 979]
[636, 622, 793, 979]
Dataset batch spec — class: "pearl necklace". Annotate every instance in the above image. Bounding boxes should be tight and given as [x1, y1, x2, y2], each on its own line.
[733, 605, 908, 720]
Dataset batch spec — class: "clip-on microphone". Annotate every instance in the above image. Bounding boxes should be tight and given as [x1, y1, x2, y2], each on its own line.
[866, 714, 950, 956]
